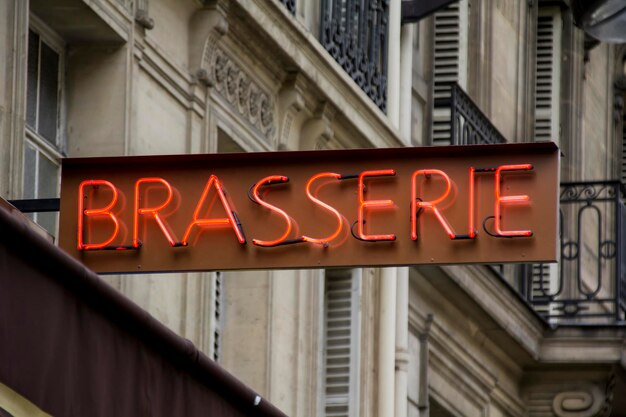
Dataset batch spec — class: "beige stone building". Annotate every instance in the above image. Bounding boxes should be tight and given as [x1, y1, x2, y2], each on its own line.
[1, 0, 626, 416]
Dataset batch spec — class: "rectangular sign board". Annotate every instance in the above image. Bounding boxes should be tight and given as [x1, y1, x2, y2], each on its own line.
[59, 143, 559, 273]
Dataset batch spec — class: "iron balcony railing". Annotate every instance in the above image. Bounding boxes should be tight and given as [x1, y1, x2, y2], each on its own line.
[434, 83, 508, 145]
[492, 182, 626, 325]
[441, 85, 626, 325]
[525, 181, 626, 324]
[320, 0, 389, 111]
[279, 0, 296, 15]
[450, 84, 507, 145]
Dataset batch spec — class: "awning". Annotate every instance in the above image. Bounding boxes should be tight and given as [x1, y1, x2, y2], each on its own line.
[0, 199, 288, 417]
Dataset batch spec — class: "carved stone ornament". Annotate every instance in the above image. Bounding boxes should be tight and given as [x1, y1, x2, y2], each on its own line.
[210, 48, 276, 140]
[189, 2, 228, 86]
[552, 385, 605, 417]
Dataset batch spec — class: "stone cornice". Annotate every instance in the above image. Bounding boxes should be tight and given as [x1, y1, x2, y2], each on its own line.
[429, 265, 626, 368]
[439, 265, 546, 359]
[539, 326, 626, 364]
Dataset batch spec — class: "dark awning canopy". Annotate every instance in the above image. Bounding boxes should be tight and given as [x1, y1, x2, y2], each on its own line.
[0, 200, 287, 417]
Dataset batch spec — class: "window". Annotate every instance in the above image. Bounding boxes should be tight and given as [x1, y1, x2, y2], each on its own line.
[322, 269, 361, 417]
[24, 17, 65, 235]
[431, 0, 468, 145]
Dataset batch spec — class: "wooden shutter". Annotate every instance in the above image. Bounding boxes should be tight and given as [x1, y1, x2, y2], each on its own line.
[534, 8, 562, 143]
[323, 270, 361, 417]
[529, 8, 562, 319]
[530, 259, 559, 318]
[210, 271, 223, 362]
[431, 0, 468, 145]
[622, 112, 626, 183]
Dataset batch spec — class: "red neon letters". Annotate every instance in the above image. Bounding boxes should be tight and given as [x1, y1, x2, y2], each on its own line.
[134, 178, 179, 247]
[302, 172, 344, 245]
[358, 170, 397, 241]
[77, 164, 534, 251]
[250, 175, 294, 247]
[494, 164, 534, 237]
[411, 169, 462, 240]
[77, 180, 120, 251]
[181, 175, 246, 245]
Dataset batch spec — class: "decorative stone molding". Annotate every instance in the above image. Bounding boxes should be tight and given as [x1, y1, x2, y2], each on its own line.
[135, 0, 155, 30]
[277, 73, 306, 150]
[600, 373, 616, 417]
[301, 102, 336, 150]
[210, 48, 276, 141]
[552, 385, 604, 417]
[190, 1, 228, 86]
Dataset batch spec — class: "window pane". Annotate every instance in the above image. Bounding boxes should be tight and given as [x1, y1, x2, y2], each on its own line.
[38, 42, 59, 145]
[26, 30, 39, 129]
[23, 143, 36, 199]
[37, 153, 59, 199]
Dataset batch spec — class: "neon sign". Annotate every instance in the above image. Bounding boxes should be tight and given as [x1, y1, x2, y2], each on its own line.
[60, 143, 559, 273]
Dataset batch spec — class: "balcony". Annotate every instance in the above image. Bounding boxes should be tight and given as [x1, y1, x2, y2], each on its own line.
[450, 84, 507, 145]
[509, 181, 626, 325]
[320, 0, 389, 111]
[488, 180, 626, 325]
[432, 83, 508, 145]
[278, 0, 295, 15]
[445, 84, 626, 325]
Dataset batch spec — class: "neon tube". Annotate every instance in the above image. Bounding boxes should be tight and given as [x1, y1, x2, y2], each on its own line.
[411, 169, 459, 240]
[133, 177, 179, 247]
[494, 164, 533, 237]
[250, 175, 295, 247]
[77, 180, 120, 251]
[301, 172, 344, 245]
[357, 170, 396, 241]
[182, 175, 246, 245]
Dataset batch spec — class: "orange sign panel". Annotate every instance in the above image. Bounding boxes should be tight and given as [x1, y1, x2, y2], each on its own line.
[59, 143, 559, 273]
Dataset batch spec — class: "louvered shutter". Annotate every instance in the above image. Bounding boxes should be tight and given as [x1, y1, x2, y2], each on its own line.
[431, 0, 468, 145]
[530, 8, 562, 318]
[529, 263, 558, 316]
[622, 113, 626, 183]
[534, 8, 562, 143]
[323, 270, 361, 417]
[210, 271, 223, 362]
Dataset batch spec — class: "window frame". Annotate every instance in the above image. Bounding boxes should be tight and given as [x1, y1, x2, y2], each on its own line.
[25, 13, 66, 157]
[22, 13, 67, 233]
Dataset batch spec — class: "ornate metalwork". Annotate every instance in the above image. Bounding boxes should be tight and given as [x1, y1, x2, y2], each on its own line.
[450, 84, 508, 145]
[279, 0, 296, 15]
[523, 181, 626, 323]
[320, 0, 389, 111]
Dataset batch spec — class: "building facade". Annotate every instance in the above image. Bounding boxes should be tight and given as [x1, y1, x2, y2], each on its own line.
[1, 0, 626, 416]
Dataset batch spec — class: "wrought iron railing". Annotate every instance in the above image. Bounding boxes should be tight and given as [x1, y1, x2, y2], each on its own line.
[279, 0, 296, 14]
[433, 83, 508, 145]
[450, 84, 507, 145]
[492, 181, 626, 325]
[320, 0, 389, 111]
